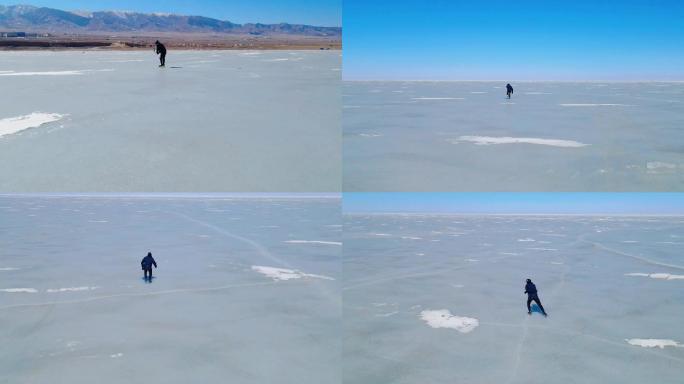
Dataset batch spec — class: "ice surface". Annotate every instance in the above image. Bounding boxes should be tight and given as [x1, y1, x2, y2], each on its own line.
[343, 81, 684, 191]
[0, 195, 340, 384]
[343, 214, 684, 383]
[0, 50, 340, 191]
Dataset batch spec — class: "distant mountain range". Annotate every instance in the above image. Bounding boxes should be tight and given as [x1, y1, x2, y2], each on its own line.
[0, 4, 340, 37]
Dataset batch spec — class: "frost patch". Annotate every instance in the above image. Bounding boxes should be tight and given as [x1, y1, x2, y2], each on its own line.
[420, 310, 479, 333]
[251, 265, 335, 281]
[626, 339, 681, 349]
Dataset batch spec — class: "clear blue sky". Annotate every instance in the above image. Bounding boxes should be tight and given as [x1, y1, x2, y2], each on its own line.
[344, 0, 684, 80]
[4, 0, 340, 26]
[344, 193, 684, 215]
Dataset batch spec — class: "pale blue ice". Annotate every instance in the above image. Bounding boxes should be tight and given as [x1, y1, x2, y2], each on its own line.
[0, 50, 341, 191]
[344, 214, 684, 383]
[0, 195, 340, 384]
[344, 81, 684, 191]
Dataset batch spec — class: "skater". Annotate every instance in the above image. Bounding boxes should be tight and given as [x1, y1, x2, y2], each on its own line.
[525, 279, 547, 316]
[155, 40, 166, 67]
[506, 83, 514, 99]
[141, 252, 157, 281]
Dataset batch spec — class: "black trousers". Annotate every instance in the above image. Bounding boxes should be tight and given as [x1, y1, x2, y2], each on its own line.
[160, 52, 166, 66]
[527, 295, 545, 313]
[144, 268, 153, 279]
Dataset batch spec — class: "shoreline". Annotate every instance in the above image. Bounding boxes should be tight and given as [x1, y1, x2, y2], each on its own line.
[0, 36, 341, 51]
[0, 45, 341, 51]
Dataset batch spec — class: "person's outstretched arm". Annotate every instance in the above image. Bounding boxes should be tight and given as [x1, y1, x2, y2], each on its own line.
[153, 259, 157, 268]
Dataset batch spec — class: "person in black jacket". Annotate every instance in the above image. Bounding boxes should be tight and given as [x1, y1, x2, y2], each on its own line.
[155, 40, 167, 67]
[525, 279, 547, 316]
[506, 83, 514, 99]
[141, 252, 157, 280]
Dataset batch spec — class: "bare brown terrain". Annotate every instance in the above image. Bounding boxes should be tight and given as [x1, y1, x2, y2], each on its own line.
[0, 32, 341, 50]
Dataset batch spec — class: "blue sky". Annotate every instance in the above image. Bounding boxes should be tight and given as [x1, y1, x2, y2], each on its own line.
[344, 193, 684, 215]
[4, 0, 341, 26]
[344, 0, 684, 80]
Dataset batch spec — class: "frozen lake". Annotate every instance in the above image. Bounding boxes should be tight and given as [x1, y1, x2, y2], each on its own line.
[0, 195, 340, 384]
[344, 214, 684, 383]
[0, 50, 340, 191]
[343, 81, 684, 191]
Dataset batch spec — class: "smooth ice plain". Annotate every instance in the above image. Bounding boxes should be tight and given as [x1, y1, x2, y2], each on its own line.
[0, 50, 340, 191]
[343, 81, 684, 191]
[344, 214, 684, 383]
[0, 195, 340, 384]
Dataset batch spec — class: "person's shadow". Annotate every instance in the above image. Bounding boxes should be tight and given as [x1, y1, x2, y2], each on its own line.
[530, 304, 544, 314]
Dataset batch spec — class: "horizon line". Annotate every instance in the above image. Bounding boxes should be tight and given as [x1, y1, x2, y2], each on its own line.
[343, 79, 684, 83]
[343, 212, 684, 217]
[0, 192, 341, 200]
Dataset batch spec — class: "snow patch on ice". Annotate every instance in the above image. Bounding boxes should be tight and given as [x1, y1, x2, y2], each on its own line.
[251, 265, 335, 281]
[559, 103, 633, 107]
[412, 97, 465, 100]
[401, 236, 422, 240]
[375, 311, 399, 317]
[106, 59, 144, 63]
[626, 339, 681, 349]
[46, 286, 99, 293]
[0, 288, 37, 293]
[284, 240, 342, 246]
[646, 162, 677, 173]
[0, 267, 19, 271]
[625, 273, 684, 280]
[0, 69, 113, 76]
[0, 70, 84, 76]
[0, 112, 66, 138]
[420, 309, 479, 333]
[452, 136, 588, 148]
